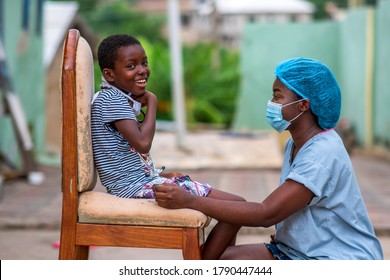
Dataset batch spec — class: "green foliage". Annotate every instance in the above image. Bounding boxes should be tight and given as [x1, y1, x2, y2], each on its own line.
[183, 44, 240, 127]
[307, 0, 348, 19]
[83, 0, 166, 44]
[143, 42, 241, 127]
[71, 0, 240, 127]
[143, 40, 173, 120]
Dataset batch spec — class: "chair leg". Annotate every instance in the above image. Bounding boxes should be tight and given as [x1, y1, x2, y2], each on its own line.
[59, 233, 75, 260]
[74, 245, 89, 260]
[59, 232, 89, 260]
[182, 228, 202, 260]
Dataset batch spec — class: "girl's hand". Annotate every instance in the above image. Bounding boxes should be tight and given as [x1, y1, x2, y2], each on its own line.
[135, 90, 157, 107]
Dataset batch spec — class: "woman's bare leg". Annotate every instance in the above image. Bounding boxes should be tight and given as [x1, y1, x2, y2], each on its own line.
[220, 243, 276, 260]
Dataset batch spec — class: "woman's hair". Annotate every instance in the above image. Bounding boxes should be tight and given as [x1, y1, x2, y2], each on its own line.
[97, 34, 141, 71]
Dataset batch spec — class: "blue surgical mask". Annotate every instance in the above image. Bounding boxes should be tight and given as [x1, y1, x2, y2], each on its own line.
[266, 99, 306, 133]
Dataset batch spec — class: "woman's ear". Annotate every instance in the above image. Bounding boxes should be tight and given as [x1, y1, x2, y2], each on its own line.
[102, 68, 114, 82]
[299, 99, 311, 112]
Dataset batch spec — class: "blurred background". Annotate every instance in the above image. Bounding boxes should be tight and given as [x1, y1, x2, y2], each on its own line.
[1, 0, 390, 261]
[0, 0, 389, 183]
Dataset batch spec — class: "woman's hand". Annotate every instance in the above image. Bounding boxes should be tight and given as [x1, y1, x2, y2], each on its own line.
[153, 183, 194, 209]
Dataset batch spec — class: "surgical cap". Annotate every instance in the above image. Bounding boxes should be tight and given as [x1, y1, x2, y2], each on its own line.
[274, 57, 341, 129]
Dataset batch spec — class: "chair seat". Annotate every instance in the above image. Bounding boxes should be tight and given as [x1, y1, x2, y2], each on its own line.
[78, 191, 211, 228]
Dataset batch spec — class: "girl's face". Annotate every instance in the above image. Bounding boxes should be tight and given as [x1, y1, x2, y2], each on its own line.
[104, 44, 150, 96]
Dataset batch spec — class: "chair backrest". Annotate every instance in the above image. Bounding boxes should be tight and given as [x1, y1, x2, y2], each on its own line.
[61, 29, 96, 194]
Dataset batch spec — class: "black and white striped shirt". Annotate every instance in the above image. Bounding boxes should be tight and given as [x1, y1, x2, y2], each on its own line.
[91, 87, 156, 198]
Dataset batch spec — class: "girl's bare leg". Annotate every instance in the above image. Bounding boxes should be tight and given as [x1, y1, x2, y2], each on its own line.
[202, 221, 241, 259]
[201, 188, 245, 260]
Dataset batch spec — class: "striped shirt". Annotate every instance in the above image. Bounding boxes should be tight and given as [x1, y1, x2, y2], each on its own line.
[91, 87, 157, 198]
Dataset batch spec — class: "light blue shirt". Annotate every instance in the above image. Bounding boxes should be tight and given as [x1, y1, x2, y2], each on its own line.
[275, 129, 383, 259]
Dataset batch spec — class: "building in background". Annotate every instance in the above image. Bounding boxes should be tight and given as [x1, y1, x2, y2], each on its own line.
[193, 0, 315, 47]
[134, 0, 315, 47]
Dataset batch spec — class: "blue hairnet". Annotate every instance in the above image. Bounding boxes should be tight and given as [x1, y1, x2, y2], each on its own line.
[274, 57, 341, 129]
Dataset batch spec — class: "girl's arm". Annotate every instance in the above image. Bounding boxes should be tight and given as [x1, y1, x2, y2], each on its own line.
[153, 179, 314, 227]
[115, 91, 157, 154]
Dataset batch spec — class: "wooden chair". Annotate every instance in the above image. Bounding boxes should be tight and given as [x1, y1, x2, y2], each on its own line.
[59, 29, 210, 260]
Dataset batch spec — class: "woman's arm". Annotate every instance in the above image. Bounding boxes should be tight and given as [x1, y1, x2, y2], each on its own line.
[153, 179, 314, 227]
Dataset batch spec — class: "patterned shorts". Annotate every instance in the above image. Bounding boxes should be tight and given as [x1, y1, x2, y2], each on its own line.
[134, 175, 212, 198]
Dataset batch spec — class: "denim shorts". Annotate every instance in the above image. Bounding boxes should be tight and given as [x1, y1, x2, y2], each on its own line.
[265, 243, 292, 260]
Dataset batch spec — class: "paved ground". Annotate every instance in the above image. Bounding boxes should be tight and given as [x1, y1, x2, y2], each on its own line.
[0, 130, 389, 259]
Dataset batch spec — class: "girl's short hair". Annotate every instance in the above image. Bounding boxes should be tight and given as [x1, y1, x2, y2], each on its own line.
[97, 34, 141, 71]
